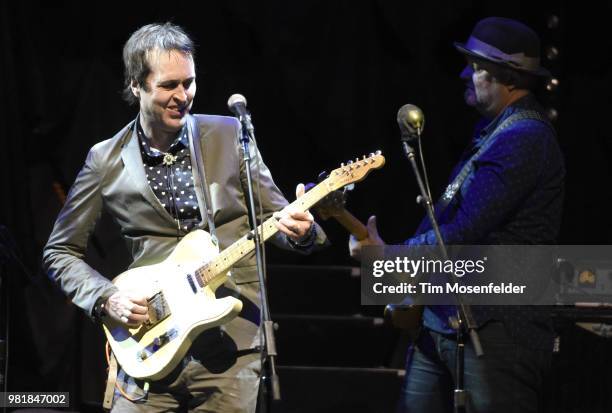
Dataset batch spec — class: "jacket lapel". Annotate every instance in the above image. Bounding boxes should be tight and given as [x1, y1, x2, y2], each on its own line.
[187, 114, 210, 232]
[120, 122, 177, 227]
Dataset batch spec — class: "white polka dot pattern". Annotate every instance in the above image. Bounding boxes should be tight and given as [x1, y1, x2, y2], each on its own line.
[137, 123, 201, 232]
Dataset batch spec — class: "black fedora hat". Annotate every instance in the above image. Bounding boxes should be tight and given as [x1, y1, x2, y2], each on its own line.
[454, 17, 550, 77]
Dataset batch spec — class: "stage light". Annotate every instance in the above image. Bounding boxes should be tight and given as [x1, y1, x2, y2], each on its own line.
[547, 15, 560, 29]
[546, 46, 559, 61]
[546, 78, 560, 92]
[546, 108, 558, 121]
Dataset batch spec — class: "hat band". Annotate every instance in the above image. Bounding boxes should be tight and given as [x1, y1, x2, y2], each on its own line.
[465, 36, 540, 72]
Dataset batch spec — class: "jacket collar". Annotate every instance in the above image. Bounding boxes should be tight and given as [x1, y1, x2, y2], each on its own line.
[120, 117, 178, 227]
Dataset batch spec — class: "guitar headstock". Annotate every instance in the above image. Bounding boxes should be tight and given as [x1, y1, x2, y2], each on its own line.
[325, 151, 385, 192]
[311, 187, 347, 220]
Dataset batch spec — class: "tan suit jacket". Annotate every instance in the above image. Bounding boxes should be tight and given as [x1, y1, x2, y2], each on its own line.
[43, 114, 325, 352]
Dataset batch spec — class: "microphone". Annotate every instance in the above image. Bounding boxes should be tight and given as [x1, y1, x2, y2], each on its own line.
[227, 93, 255, 139]
[397, 104, 425, 141]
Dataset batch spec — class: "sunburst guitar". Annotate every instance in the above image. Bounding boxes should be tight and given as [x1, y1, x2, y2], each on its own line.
[103, 152, 385, 381]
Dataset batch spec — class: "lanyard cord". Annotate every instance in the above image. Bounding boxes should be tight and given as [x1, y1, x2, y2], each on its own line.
[165, 164, 181, 237]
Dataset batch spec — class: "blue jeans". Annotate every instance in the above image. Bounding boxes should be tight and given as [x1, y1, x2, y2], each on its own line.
[399, 322, 551, 413]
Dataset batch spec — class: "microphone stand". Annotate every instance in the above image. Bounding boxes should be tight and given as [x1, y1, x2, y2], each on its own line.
[401, 135, 483, 413]
[237, 119, 281, 411]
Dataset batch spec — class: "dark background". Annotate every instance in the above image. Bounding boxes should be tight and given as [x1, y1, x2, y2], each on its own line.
[1, 0, 611, 411]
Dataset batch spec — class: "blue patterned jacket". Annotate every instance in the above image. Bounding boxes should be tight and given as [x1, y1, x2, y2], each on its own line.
[406, 94, 565, 349]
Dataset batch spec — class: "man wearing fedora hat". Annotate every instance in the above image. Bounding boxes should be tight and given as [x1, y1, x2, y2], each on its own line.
[350, 17, 564, 412]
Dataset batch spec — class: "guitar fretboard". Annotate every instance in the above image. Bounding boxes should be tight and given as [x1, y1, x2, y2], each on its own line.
[194, 177, 333, 285]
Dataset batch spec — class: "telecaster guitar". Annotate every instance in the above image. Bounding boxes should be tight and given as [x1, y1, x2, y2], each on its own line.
[103, 152, 385, 381]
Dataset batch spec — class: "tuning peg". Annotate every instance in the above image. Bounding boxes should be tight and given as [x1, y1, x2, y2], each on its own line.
[347, 160, 353, 165]
[375, 150, 381, 155]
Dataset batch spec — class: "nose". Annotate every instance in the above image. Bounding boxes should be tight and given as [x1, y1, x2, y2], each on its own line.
[460, 64, 473, 81]
[174, 85, 188, 104]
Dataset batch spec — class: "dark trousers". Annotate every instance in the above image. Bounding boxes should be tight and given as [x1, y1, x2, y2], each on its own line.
[399, 322, 551, 413]
[111, 352, 260, 413]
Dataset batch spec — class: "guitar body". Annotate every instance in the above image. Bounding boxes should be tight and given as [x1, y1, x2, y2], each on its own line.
[384, 304, 424, 339]
[102, 229, 243, 381]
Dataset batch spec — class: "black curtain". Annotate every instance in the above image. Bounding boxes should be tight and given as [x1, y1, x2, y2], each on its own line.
[1, 0, 611, 408]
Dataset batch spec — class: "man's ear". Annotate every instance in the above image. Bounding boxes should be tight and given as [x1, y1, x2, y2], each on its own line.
[131, 80, 140, 99]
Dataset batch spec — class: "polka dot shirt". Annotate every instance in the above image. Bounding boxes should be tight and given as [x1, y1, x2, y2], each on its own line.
[137, 123, 202, 232]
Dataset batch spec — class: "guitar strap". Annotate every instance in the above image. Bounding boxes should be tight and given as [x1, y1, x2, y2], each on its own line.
[102, 351, 118, 410]
[103, 116, 219, 410]
[188, 115, 219, 246]
[434, 109, 549, 218]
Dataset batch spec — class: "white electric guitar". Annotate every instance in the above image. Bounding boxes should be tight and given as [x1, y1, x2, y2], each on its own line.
[103, 152, 385, 380]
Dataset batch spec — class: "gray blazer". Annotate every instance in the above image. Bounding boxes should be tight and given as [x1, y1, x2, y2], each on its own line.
[43, 114, 326, 323]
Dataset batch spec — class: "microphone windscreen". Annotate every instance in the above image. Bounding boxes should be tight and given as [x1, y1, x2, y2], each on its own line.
[397, 104, 425, 139]
[227, 93, 247, 110]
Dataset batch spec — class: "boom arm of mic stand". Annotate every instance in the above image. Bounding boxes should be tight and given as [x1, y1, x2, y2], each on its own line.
[400, 139, 483, 358]
[239, 126, 282, 404]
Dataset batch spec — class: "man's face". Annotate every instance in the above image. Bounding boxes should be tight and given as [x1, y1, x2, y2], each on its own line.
[135, 49, 196, 134]
[460, 58, 506, 118]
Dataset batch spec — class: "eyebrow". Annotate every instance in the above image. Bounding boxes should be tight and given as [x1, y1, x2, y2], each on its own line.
[157, 77, 195, 85]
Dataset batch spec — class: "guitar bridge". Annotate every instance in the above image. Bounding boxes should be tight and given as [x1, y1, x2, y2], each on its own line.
[146, 292, 171, 327]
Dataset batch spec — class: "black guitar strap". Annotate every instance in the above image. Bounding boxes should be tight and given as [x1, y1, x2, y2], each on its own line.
[188, 115, 218, 246]
[434, 109, 549, 216]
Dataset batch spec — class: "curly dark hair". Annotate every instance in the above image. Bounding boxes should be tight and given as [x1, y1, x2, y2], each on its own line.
[122, 22, 195, 105]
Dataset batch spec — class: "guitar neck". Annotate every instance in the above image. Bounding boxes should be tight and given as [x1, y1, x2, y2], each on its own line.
[197, 178, 333, 283]
[333, 209, 369, 241]
[194, 151, 386, 285]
